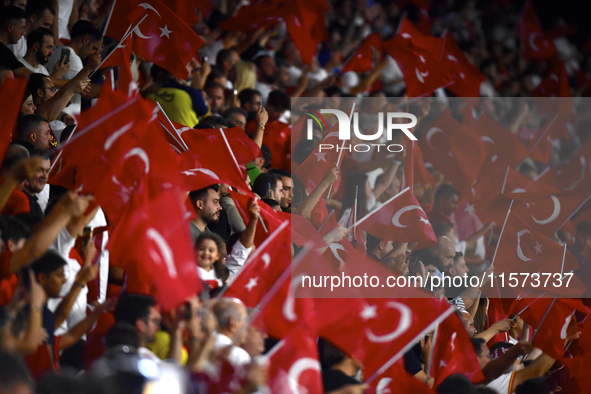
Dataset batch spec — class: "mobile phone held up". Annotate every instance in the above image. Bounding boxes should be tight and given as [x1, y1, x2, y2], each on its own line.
[60, 48, 70, 65]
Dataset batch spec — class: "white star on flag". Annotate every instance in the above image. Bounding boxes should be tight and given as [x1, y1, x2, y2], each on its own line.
[439, 360, 447, 369]
[360, 304, 377, 321]
[533, 242, 542, 255]
[314, 152, 327, 162]
[464, 204, 475, 216]
[491, 154, 498, 163]
[245, 277, 259, 291]
[159, 25, 172, 38]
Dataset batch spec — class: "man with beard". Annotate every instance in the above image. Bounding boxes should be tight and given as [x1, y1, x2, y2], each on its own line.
[255, 55, 278, 105]
[17, 115, 52, 150]
[269, 169, 292, 212]
[188, 184, 223, 243]
[19, 28, 68, 79]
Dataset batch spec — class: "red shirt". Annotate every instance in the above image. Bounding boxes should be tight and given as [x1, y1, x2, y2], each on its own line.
[1, 187, 29, 216]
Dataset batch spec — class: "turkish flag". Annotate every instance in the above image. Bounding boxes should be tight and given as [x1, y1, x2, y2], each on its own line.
[419, 109, 486, 193]
[431, 313, 486, 386]
[229, 190, 285, 246]
[182, 128, 250, 192]
[342, 32, 383, 73]
[223, 220, 291, 308]
[365, 363, 435, 394]
[0, 77, 27, 161]
[509, 298, 590, 359]
[472, 113, 528, 168]
[246, 120, 291, 171]
[485, 296, 513, 346]
[356, 187, 437, 248]
[397, 18, 443, 55]
[441, 32, 486, 97]
[294, 120, 346, 197]
[286, 212, 324, 247]
[561, 355, 591, 394]
[403, 141, 436, 191]
[265, 324, 324, 394]
[167, 0, 213, 26]
[383, 34, 452, 97]
[519, 1, 558, 60]
[492, 212, 585, 296]
[217, 2, 281, 33]
[108, 184, 200, 310]
[553, 138, 591, 190]
[104, 0, 204, 79]
[283, 0, 329, 65]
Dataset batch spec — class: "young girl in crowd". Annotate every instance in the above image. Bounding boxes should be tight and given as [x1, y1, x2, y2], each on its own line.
[195, 233, 229, 290]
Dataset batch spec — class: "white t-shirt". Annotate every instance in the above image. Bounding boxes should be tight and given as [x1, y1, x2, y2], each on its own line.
[87, 208, 110, 304]
[46, 46, 83, 115]
[255, 81, 273, 106]
[213, 333, 251, 368]
[487, 371, 516, 394]
[8, 36, 26, 58]
[57, 0, 74, 40]
[37, 183, 50, 212]
[18, 58, 49, 75]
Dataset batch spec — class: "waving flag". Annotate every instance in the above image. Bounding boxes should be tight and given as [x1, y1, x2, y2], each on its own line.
[519, 1, 558, 60]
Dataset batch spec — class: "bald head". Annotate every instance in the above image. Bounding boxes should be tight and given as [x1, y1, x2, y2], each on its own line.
[213, 298, 248, 344]
[435, 236, 455, 273]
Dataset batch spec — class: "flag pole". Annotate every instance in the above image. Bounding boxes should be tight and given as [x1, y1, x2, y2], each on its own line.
[349, 186, 410, 231]
[352, 185, 358, 247]
[317, 209, 335, 233]
[49, 124, 77, 174]
[525, 298, 557, 360]
[529, 115, 557, 153]
[490, 166, 511, 247]
[216, 220, 289, 300]
[101, 0, 117, 39]
[424, 325, 439, 384]
[254, 196, 268, 233]
[489, 199, 514, 268]
[156, 102, 189, 151]
[326, 102, 356, 199]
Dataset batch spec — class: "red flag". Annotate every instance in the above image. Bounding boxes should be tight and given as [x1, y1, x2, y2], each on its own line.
[265, 325, 323, 394]
[365, 363, 435, 394]
[167, 0, 212, 26]
[383, 33, 452, 97]
[472, 112, 528, 168]
[245, 120, 291, 171]
[441, 31, 486, 97]
[492, 212, 584, 296]
[509, 298, 590, 359]
[108, 184, 200, 310]
[532, 61, 570, 97]
[403, 141, 435, 191]
[0, 77, 27, 161]
[223, 220, 291, 308]
[486, 296, 513, 346]
[104, 0, 204, 79]
[430, 313, 486, 386]
[342, 32, 383, 73]
[356, 187, 437, 248]
[182, 128, 250, 192]
[419, 109, 486, 193]
[217, 2, 281, 33]
[229, 190, 285, 246]
[519, 1, 558, 60]
[283, 0, 329, 65]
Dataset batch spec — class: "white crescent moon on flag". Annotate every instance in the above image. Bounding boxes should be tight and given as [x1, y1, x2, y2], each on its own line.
[425, 127, 444, 151]
[124, 148, 150, 174]
[283, 275, 304, 322]
[481, 136, 495, 145]
[529, 32, 541, 52]
[376, 378, 393, 394]
[364, 301, 412, 343]
[401, 33, 412, 39]
[560, 311, 576, 340]
[531, 195, 561, 225]
[549, 74, 559, 83]
[262, 253, 271, 269]
[329, 243, 347, 264]
[287, 358, 321, 394]
[516, 229, 532, 262]
[391, 205, 422, 228]
[146, 228, 178, 277]
[415, 67, 429, 83]
[104, 122, 134, 150]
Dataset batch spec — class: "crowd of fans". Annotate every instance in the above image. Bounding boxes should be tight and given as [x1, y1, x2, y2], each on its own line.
[0, 0, 590, 393]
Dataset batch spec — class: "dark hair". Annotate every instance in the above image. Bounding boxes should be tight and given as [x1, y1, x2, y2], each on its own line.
[149, 64, 172, 81]
[15, 212, 43, 229]
[576, 220, 591, 235]
[515, 378, 550, 394]
[26, 0, 56, 19]
[434, 184, 460, 205]
[113, 293, 156, 325]
[26, 72, 49, 96]
[437, 374, 476, 394]
[189, 184, 220, 208]
[342, 172, 369, 220]
[269, 168, 291, 178]
[195, 115, 227, 129]
[31, 250, 67, 278]
[255, 55, 273, 70]
[26, 27, 53, 50]
[1, 143, 29, 170]
[432, 221, 455, 238]
[205, 65, 226, 85]
[471, 337, 486, 357]
[366, 233, 383, 253]
[204, 81, 225, 93]
[237, 89, 261, 109]
[222, 107, 247, 125]
[216, 49, 235, 69]
[252, 172, 281, 199]
[27, 146, 51, 159]
[0, 352, 33, 390]
[70, 20, 101, 42]
[410, 248, 441, 270]
[261, 198, 280, 209]
[0, 6, 27, 29]
[260, 144, 271, 168]
[195, 232, 228, 284]
[453, 251, 464, 263]
[17, 114, 49, 141]
[267, 89, 290, 112]
[0, 215, 30, 244]
[21, 89, 32, 104]
[105, 322, 140, 349]
[318, 338, 346, 370]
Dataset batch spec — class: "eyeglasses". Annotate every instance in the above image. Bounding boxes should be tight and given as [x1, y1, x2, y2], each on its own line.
[43, 87, 58, 93]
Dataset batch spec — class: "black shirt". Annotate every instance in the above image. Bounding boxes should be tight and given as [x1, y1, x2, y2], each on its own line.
[0, 42, 24, 70]
[322, 369, 361, 393]
[24, 191, 44, 218]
